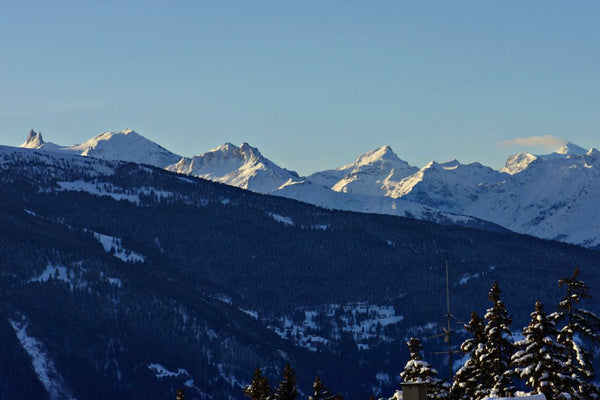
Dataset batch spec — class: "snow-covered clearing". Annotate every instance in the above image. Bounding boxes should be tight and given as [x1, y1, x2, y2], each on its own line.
[30, 263, 69, 283]
[266, 212, 295, 226]
[28, 262, 94, 291]
[28, 261, 122, 292]
[57, 180, 139, 202]
[56, 180, 174, 205]
[267, 303, 404, 352]
[91, 231, 145, 263]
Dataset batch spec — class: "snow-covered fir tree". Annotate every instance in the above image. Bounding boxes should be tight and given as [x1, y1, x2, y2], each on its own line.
[512, 300, 572, 399]
[400, 337, 449, 399]
[272, 364, 298, 400]
[308, 375, 342, 400]
[451, 312, 491, 399]
[551, 268, 600, 399]
[481, 282, 514, 398]
[244, 368, 272, 400]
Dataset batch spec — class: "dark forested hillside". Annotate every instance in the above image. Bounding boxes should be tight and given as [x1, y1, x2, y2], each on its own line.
[1, 146, 599, 399]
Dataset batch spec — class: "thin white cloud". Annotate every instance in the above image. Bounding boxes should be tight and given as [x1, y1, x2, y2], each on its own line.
[501, 135, 567, 149]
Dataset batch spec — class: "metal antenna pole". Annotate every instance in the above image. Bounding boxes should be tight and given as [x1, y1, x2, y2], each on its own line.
[446, 260, 453, 391]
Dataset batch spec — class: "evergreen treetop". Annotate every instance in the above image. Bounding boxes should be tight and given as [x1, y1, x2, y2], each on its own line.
[451, 312, 491, 400]
[308, 375, 342, 400]
[482, 282, 514, 398]
[400, 337, 448, 399]
[552, 268, 600, 399]
[512, 300, 571, 400]
[244, 367, 271, 400]
[272, 364, 298, 400]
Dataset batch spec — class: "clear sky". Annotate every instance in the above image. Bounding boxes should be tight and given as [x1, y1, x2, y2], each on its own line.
[1, 1, 598, 175]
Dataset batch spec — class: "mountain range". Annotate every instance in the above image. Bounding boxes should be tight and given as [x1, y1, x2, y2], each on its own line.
[2, 141, 600, 399]
[20, 129, 600, 249]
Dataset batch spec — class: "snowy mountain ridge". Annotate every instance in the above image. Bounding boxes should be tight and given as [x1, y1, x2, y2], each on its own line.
[500, 142, 588, 175]
[20, 129, 181, 168]
[16, 130, 600, 249]
[166, 142, 301, 193]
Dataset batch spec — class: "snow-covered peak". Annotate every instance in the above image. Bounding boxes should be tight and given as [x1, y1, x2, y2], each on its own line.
[20, 130, 45, 148]
[421, 160, 443, 171]
[500, 152, 538, 175]
[322, 146, 419, 197]
[201, 142, 265, 163]
[166, 142, 300, 194]
[353, 145, 402, 167]
[554, 142, 586, 156]
[211, 142, 237, 152]
[19, 130, 62, 152]
[76, 129, 182, 168]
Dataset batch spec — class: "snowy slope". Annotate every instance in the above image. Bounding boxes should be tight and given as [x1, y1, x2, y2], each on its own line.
[19, 129, 181, 168]
[166, 142, 300, 194]
[465, 147, 600, 248]
[273, 179, 498, 229]
[390, 160, 507, 212]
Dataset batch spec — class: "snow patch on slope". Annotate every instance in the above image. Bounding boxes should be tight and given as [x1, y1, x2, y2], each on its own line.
[10, 317, 76, 400]
[30, 263, 69, 283]
[91, 231, 145, 263]
[267, 212, 294, 226]
[147, 363, 190, 379]
[56, 180, 174, 205]
[57, 180, 141, 203]
[28, 262, 92, 291]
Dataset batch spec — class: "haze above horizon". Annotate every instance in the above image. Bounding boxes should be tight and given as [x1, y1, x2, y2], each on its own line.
[1, 1, 598, 175]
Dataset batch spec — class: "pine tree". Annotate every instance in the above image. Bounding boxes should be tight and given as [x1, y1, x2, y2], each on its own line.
[481, 282, 514, 398]
[552, 268, 600, 399]
[400, 337, 448, 399]
[308, 375, 343, 400]
[451, 312, 491, 399]
[244, 367, 272, 400]
[272, 364, 298, 400]
[512, 300, 571, 399]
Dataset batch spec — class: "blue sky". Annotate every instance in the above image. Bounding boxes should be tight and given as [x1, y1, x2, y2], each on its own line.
[1, 1, 598, 175]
